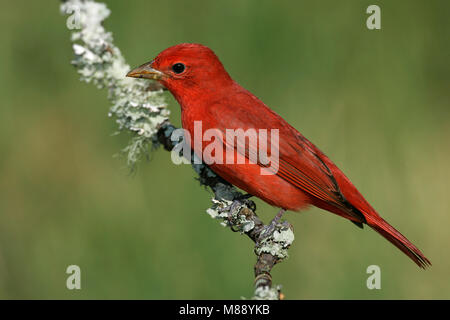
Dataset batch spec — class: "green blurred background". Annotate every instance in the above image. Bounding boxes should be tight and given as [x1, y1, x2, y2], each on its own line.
[0, 0, 448, 299]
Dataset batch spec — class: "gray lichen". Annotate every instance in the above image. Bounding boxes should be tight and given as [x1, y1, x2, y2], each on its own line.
[207, 199, 255, 232]
[253, 285, 282, 300]
[255, 227, 295, 259]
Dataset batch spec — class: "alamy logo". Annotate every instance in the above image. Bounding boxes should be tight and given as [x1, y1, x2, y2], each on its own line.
[170, 121, 280, 175]
[366, 265, 381, 289]
[66, 265, 81, 290]
[65, 6, 81, 30]
[366, 5, 381, 30]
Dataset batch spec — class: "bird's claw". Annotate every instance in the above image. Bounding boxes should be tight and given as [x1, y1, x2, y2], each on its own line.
[218, 199, 241, 215]
[217, 194, 256, 232]
[236, 194, 256, 212]
[218, 194, 255, 215]
[257, 209, 287, 244]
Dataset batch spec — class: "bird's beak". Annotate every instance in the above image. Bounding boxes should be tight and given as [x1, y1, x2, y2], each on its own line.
[126, 62, 164, 80]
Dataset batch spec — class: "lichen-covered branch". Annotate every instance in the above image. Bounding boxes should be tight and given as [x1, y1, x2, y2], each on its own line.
[61, 0, 169, 168]
[61, 0, 294, 300]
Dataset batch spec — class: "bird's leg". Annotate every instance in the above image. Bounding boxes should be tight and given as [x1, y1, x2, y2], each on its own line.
[258, 208, 287, 240]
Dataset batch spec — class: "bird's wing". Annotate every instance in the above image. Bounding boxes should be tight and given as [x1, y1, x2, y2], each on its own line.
[206, 89, 430, 268]
[209, 93, 364, 222]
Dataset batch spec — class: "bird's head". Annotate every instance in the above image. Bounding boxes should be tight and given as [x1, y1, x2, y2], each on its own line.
[127, 43, 233, 99]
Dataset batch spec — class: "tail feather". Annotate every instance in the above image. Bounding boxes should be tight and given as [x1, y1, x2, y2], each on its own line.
[365, 215, 431, 269]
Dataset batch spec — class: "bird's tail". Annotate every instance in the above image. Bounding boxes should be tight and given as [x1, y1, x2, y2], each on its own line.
[364, 214, 431, 269]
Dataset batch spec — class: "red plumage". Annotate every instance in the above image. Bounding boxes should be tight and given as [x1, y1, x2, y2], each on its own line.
[128, 43, 431, 268]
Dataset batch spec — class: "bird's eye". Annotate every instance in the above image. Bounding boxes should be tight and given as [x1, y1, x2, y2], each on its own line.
[172, 63, 186, 74]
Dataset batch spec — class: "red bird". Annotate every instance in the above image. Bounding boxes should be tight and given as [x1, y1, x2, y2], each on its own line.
[127, 43, 430, 268]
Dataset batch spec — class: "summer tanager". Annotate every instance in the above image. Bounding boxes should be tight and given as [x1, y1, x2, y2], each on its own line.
[127, 43, 430, 268]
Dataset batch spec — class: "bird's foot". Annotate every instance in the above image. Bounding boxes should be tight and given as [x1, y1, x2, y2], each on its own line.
[218, 194, 255, 215]
[254, 208, 294, 261]
[217, 194, 256, 232]
[258, 209, 287, 242]
[236, 193, 256, 212]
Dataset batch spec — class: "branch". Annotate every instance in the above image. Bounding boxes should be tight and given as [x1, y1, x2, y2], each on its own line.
[61, 0, 294, 300]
